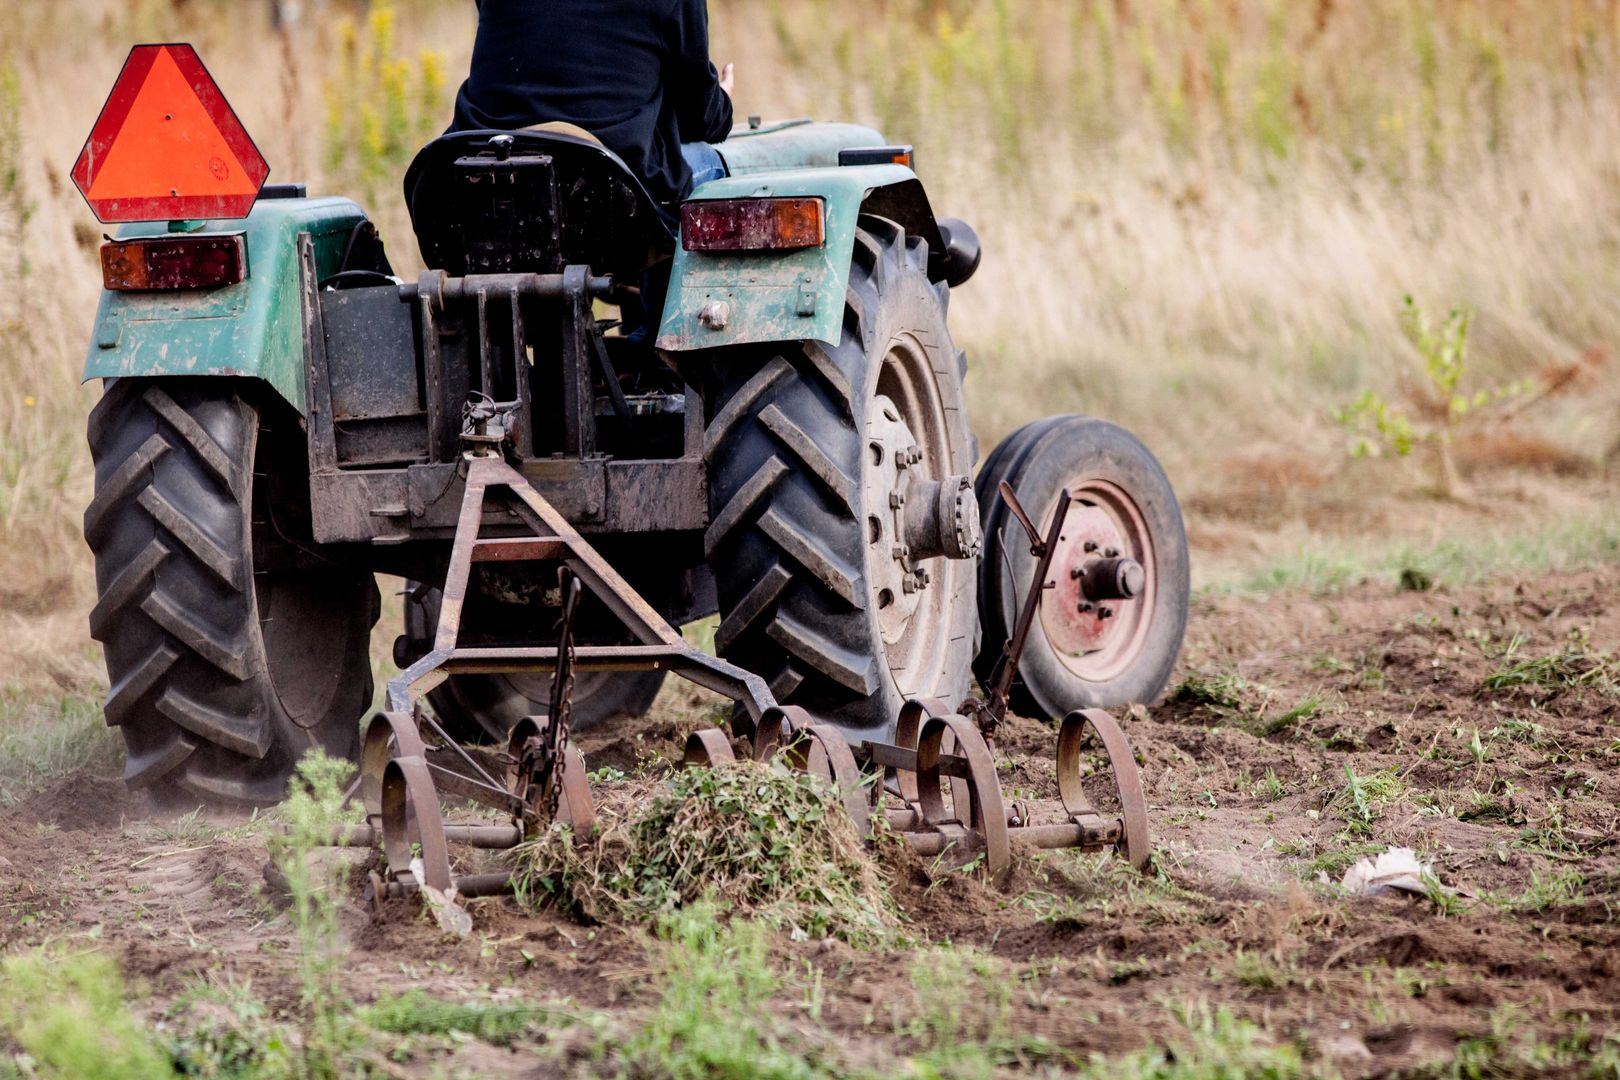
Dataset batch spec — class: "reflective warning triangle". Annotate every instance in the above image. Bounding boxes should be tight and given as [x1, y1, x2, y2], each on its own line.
[72, 44, 270, 223]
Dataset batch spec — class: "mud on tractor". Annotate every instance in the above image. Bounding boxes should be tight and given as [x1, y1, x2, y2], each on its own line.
[77, 45, 1188, 894]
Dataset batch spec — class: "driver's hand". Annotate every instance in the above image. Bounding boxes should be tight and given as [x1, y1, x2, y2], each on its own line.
[720, 62, 735, 97]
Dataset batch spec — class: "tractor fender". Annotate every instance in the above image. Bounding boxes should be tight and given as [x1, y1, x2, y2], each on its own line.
[654, 164, 947, 352]
[83, 196, 369, 416]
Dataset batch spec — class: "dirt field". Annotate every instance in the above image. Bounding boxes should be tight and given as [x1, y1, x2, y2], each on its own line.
[3, 563, 1615, 1077]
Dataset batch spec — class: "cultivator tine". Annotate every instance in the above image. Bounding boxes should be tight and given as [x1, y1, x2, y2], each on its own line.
[682, 728, 737, 768]
[1058, 709, 1151, 870]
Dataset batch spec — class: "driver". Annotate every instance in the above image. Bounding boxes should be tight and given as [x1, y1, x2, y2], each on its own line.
[451, 0, 735, 225]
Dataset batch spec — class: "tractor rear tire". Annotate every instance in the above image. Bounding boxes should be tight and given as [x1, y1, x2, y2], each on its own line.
[400, 583, 667, 743]
[702, 216, 978, 739]
[85, 379, 379, 808]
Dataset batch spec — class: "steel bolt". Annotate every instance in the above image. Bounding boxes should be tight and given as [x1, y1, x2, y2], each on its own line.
[1083, 540, 1099, 553]
[1103, 546, 1120, 559]
[891, 543, 909, 559]
[916, 567, 931, 588]
[901, 576, 918, 594]
[889, 491, 905, 509]
[1070, 565, 1083, 579]
[908, 446, 923, 464]
[1077, 601, 1094, 614]
[1098, 605, 1115, 620]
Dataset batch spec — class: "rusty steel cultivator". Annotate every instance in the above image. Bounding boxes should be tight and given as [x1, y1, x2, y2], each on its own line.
[339, 428, 1152, 907]
[73, 45, 1187, 910]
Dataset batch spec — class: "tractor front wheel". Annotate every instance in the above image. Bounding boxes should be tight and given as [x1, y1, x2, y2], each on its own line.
[974, 416, 1189, 718]
[85, 379, 379, 808]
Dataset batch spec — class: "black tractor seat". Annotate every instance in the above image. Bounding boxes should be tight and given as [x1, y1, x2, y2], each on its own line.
[404, 129, 677, 281]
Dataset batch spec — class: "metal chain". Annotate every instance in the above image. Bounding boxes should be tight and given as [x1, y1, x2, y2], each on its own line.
[543, 568, 580, 825]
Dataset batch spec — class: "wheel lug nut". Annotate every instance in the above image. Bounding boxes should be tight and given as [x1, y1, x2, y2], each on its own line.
[902, 577, 917, 594]
[892, 543, 909, 559]
[1083, 540, 1099, 553]
[1077, 601, 1094, 614]
[889, 492, 905, 509]
[1069, 566, 1082, 579]
[1098, 605, 1115, 620]
[1103, 546, 1119, 558]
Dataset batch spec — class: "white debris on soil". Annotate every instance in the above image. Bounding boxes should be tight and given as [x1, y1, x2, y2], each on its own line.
[1339, 846, 1459, 900]
[410, 857, 473, 937]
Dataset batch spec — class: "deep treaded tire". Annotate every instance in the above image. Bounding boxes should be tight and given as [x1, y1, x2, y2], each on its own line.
[703, 217, 978, 738]
[85, 379, 379, 807]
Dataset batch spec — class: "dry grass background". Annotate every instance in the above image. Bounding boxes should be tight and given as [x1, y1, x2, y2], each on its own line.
[2, 0, 1619, 698]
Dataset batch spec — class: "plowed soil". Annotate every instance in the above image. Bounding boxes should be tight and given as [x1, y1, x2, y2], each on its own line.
[2, 566, 1617, 1076]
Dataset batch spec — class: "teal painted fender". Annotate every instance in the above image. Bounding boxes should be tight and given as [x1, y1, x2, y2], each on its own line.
[82, 196, 368, 415]
[654, 164, 943, 352]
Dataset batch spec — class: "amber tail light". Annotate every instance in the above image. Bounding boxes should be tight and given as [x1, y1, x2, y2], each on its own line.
[681, 198, 825, 252]
[101, 234, 247, 291]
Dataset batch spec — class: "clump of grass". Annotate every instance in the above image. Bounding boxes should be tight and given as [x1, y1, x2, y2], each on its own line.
[512, 758, 897, 945]
[0, 950, 170, 1079]
[1076, 1000, 1307, 1078]
[1170, 670, 1252, 712]
[903, 943, 1069, 1074]
[621, 901, 819, 1079]
[266, 752, 360, 1078]
[0, 685, 121, 806]
[362, 991, 574, 1047]
[1506, 869, 1586, 916]
[1023, 851, 1209, 929]
[1483, 632, 1617, 695]
[1336, 765, 1406, 836]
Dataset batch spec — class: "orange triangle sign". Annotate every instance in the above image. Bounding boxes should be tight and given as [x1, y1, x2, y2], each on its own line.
[72, 44, 270, 223]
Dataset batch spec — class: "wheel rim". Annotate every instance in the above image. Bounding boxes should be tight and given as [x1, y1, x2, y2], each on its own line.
[862, 332, 960, 697]
[1036, 478, 1158, 682]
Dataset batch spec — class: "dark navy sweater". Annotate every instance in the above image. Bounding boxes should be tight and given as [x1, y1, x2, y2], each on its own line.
[452, 0, 733, 212]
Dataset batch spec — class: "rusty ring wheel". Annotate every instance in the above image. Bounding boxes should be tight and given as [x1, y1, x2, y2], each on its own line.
[1058, 708, 1151, 871]
[752, 704, 816, 761]
[361, 711, 427, 821]
[782, 723, 871, 839]
[892, 697, 968, 814]
[504, 716, 595, 834]
[379, 754, 452, 893]
[916, 714, 1011, 887]
[683, 729, 737, 768]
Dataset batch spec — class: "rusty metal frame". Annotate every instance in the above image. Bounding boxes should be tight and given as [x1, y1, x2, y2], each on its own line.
[386, 451, 775, 722]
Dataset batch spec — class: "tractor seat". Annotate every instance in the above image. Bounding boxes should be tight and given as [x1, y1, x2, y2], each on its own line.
[404, 129, 676, 280]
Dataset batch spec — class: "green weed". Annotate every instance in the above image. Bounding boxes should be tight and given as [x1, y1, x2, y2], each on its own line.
[1483, 632, 1618, 695]
[265, 752, 360, 1078]
[903, 944, 1069, 1075]
[0, 685, 121, 806]
[1338, 765, 1406, 835]
[513, 759, 896, 945]
[362, 990, 572, 1047]
[1075, 1001, 1307, 1078]
[622, 902, 818, 1080]
[0, 950, 169, 1079]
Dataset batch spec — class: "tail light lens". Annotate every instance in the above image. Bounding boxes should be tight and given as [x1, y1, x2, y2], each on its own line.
[101, 234, 247, 291]
[682, 198, 825, 252]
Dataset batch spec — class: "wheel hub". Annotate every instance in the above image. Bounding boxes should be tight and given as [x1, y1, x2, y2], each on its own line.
[863, 394, 980, 648]
[1040, 482, 1156, 680]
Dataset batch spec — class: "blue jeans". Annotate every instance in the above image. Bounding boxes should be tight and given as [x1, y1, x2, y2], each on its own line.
[682, 142, 728, 191]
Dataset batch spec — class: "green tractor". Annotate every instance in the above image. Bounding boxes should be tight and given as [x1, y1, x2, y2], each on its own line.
[78, 50, 1189, 810]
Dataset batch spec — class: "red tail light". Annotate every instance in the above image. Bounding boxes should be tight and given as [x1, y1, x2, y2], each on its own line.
[681, 198, 825, 252]
[101, 234, 247, 291]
